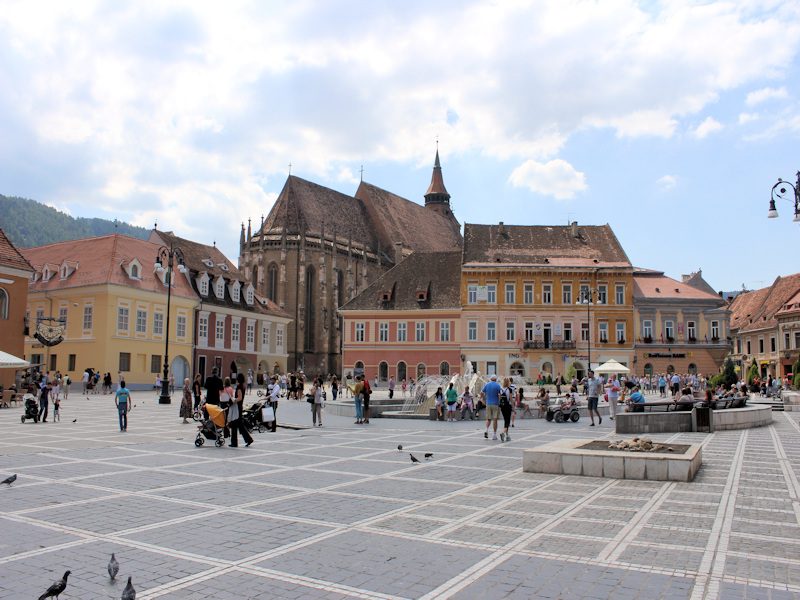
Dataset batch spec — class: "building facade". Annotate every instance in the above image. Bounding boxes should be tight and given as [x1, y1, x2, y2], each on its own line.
[632, 269, 730, 377]
[339, 252, 462, 382]
[150, 230, 292, 382]
[729, 274, 800, 380]
[460, 222, 635, 380]
[239, 151, 462, 376]
[0, 227, 34, 390]
[22, 235, 199, 389]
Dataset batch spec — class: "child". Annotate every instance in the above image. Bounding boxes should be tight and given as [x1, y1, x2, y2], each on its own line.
[53, 396, 61, 422]
[459, 386, 474, 420]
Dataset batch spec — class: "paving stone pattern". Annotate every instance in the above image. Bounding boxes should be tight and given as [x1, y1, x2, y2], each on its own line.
[0, 391, 799, 599]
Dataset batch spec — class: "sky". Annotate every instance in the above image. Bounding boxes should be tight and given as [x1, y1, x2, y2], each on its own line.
[2, 0, 800, 293]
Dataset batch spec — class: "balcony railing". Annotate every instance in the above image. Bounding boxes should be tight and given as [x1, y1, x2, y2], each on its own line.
[523, 340, 576, 350]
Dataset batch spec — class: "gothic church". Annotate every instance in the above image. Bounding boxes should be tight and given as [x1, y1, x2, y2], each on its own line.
[239, 151, 462, 375]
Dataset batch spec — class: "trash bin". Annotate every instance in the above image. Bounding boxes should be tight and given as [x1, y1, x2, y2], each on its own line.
[695, 406, 712, 432]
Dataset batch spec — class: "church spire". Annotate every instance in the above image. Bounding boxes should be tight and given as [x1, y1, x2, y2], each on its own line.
[424, 146, 452, 217]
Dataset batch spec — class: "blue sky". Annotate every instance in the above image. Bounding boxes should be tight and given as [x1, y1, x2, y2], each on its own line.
[2, 0, 800, 292]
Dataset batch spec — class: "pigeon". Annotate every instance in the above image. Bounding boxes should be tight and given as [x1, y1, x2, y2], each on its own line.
[121, 575, 136, 600]
[424, 453, 433, 460]
[72, 419, 77, 423]
[108, 553, 119, 580]
[409, 454, 420, 463]
[1, 474, 16, 485]
[38, 570, 70, 600]
[397, 444, 403, 451]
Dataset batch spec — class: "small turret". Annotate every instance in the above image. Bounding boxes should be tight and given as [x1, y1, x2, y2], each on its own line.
[424, 147, 453, 218]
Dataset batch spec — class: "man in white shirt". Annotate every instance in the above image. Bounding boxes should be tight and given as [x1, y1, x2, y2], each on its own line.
[268, 376, 280, 432]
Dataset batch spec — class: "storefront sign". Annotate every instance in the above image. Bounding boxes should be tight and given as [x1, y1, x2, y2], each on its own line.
[643, 353, 686, 359]
[507, 353, 521, 359]
[476, 286, 488, 301]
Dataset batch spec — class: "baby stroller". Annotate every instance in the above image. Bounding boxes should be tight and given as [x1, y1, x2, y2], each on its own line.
[241, 400, 268, 433]
[21, 396, 39, 423]
[195, 404, 227, 447]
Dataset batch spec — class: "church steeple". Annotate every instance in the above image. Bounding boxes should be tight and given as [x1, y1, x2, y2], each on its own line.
[424, 147, 453, 218]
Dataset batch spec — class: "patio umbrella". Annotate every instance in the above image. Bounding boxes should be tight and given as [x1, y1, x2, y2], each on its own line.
[594, 359, 630, 374]
[0, 350, 29, 369]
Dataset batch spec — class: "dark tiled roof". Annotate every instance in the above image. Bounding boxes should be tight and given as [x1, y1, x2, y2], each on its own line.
[463, 223, 630, 267]
[0, 227, 33, 272]
[150, 230, 291, 319]
[730, 273, 800, 333]
[256, 176, 462, 256]
[339, 251, 462, 312]
[355, 182, 461, 253]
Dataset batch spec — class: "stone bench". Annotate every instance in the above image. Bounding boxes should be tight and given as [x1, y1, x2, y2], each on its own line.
[616, 405, 773, 434]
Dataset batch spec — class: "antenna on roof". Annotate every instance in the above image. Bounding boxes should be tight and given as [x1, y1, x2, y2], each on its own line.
[565, 212, 572, 225]
[360, 165, 364, 182]
[288, 162, 292, 175]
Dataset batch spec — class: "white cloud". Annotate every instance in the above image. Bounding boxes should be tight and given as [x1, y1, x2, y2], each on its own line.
[691, 117, 724, 139]
[656, 175, 677, 191]
[738, 112, 760, 124]
[746, 86, 789, 106]
[508, 159, 587, 200]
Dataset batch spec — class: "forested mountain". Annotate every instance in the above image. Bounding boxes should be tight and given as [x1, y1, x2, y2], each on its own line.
[0, 194, 149, 248]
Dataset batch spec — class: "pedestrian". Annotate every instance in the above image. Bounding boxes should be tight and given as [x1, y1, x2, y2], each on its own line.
[115, 381, 130, 431]
[192, 373, 202, 410]
[460, 385, 474, 420]
[38, 382, 51, 422]
[349, 375, 364, 424]
[362, 377, 372, 424]
[53, 395, 61, 422]
[204, 367, 224, 405]
[169, 374, 175, 394]
[605, 374, 620, 420]
[481, 374, 502, 440]
[227, 374, 253, 447]
[82, 370, 90, 395]
[499, 377, 514, 442]
[331, 375, 339, 401]
[445, 382, 458, 421]
[180, 378, 192, 423]
[536, 387, 550, 418]
[246, 372, 253, 395]
[517, 387, 533, 419]
[311, 377, 324, 426]
[555, 373, 562, 396]
[62, 374, 70, 399]
[587, 370, 602, 426]
[434, 386, 445, 421]
[268, 375, 280, 431]
[388, 376, 395, 399]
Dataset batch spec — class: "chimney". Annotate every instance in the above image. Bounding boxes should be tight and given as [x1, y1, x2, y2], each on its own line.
[571, 221, 579, 238]
[394, 242, 403, 264]
[498, 222, 505, 235]
[718, 291, 723, 298]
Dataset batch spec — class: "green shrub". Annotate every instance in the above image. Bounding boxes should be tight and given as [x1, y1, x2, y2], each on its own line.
[794, 373, 800, 390]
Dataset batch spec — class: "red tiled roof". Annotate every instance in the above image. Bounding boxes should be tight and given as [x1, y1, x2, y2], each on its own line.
[21, 234, 197, 299]
[729, 273, 800, 333]
[0, 227, 33, 272]
[463, 223, 630, 267]
[633, 273, 724, 301]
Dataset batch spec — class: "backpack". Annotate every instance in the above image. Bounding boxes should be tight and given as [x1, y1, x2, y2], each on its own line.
[500, 388, 512, 406]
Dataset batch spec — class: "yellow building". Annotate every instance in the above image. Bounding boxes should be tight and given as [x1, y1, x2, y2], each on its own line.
[461, 222, 634, 380]
[22, 235, 199, 389]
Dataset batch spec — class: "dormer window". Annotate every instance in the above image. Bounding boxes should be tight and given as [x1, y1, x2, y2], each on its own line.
[220, 264, 229, 272]
[202, 259, 214, 268]
[417, 290, 428, 302]
[245, 286, 254, 305]
[131, 264, 139, 278]
[232, 285, 240, 302]
[42, 267, 51, 281]
[215, 278, 225, 299]
[200, 279, 208, 295]
[381, 292, 391, 302]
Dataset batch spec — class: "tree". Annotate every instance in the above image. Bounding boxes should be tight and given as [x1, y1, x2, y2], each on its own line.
[566, 363, 577, 380]
[747, 360, 759, 390]
[721, 357, 738, 388]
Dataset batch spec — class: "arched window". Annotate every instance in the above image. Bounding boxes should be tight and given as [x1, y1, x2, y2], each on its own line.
[0, 288, 7, 319]
[355, 361, 364, 369]
[510, 362, 524, 377]
[130, 264, 138, 278]
[688, 363, 697, 374]
[336, 269, 344, 308]
[267, 263, 278, 303]
[667, 364, 675, 374]
[304, 265, 316, 351]
[439, 361, 450, 376]
[417, 363, 426, 378]
[644, 363, 653, 376]
[252, 266, 258, 286]
[397, 361, 407, 381]
[379, 361, 388, 381]
[541, 362, 553, 374]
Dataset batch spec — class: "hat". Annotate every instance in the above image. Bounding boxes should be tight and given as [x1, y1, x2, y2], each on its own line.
[490, 374, 497, 380]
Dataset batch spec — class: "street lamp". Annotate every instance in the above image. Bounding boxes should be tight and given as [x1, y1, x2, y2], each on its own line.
[154, 244, 187, 404]
[767, 172, 800, 222]
[576, 288, 597, 374]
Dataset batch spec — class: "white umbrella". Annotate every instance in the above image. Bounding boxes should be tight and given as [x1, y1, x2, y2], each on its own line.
[595, 359, 630, 374]
[0, 350, 30, 369]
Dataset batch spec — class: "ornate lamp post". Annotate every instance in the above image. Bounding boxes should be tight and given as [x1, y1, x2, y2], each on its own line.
[577, 288, 597, 373]
[767, 172, 800, 222]
[154, 244, 187, 404]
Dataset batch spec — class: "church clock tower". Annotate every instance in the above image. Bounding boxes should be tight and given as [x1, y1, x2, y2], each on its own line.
[424, 148, 456, 221]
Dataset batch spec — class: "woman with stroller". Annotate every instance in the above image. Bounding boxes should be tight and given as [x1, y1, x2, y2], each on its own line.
[227, 374, 253, 448]
[180, 378, 193, 424]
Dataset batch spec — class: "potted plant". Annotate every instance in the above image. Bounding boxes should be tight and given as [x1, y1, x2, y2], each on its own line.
[643, 335, 653, 344]
[688, 336, 697, 343]
[666, 336, 675, 343]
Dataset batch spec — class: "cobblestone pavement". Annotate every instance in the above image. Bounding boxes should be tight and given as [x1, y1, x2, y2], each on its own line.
[1, 391, 799, 599]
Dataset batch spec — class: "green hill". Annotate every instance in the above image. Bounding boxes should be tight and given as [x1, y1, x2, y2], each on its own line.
[0, 195, 149, 248]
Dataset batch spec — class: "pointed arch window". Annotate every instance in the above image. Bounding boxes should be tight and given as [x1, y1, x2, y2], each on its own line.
[267, 264, 278, 303]
[305, 265, 316, 351]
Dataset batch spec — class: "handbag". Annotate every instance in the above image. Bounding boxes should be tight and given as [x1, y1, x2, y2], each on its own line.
[227, 401, 240, 424]
[261, 406, 275, 422]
